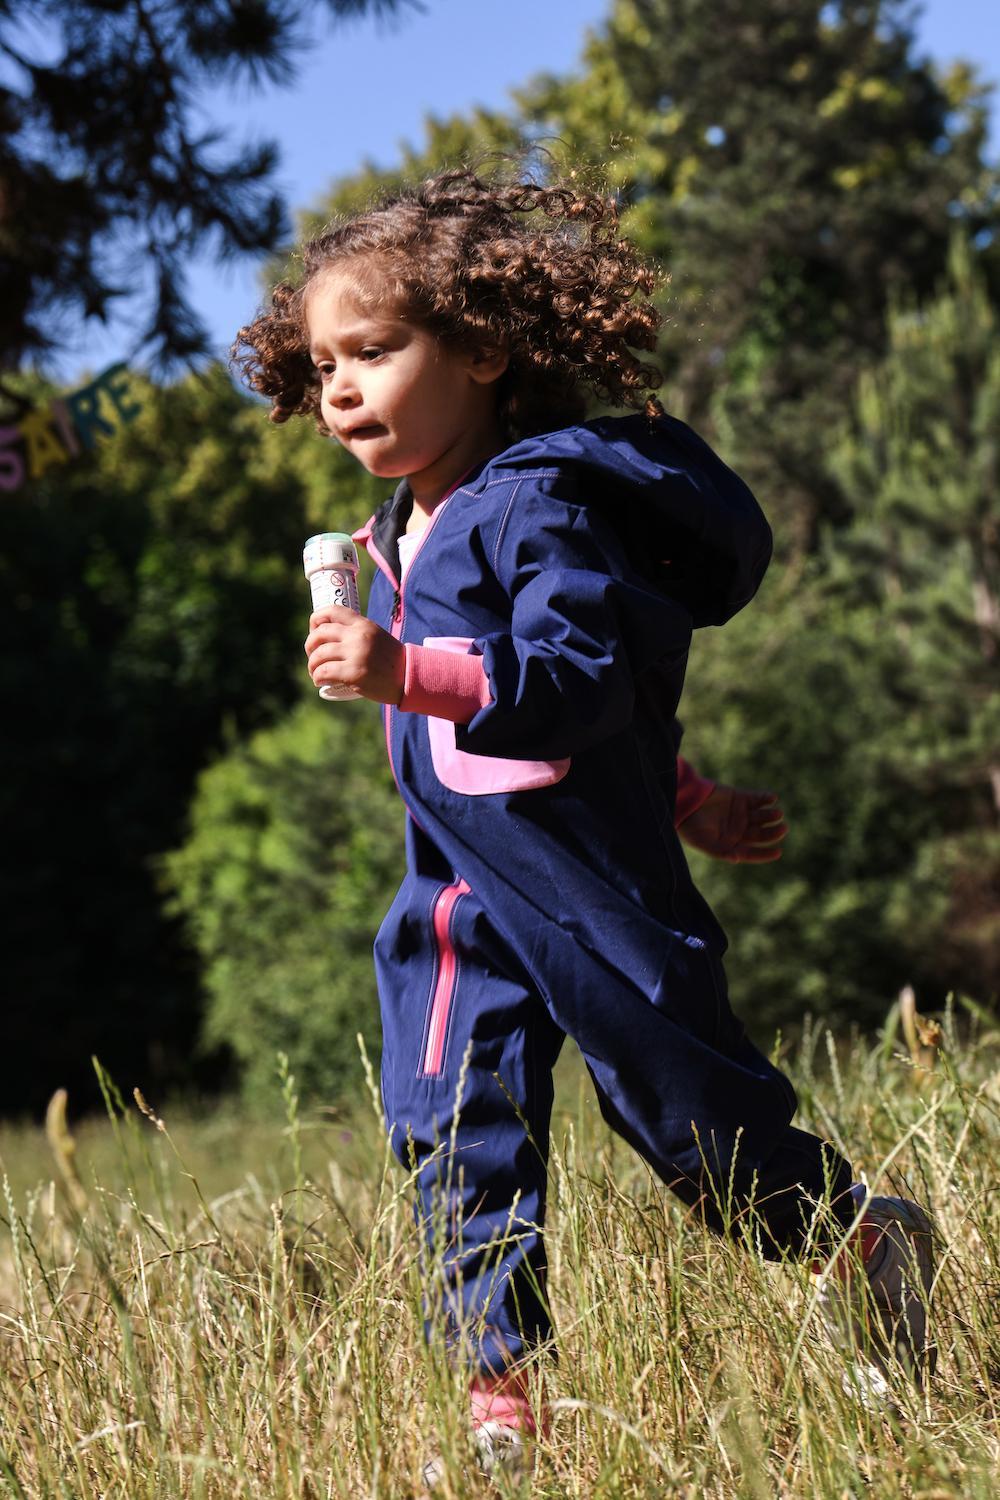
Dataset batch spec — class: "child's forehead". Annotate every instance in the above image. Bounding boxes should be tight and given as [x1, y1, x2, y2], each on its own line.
[306, 262, 406, 330]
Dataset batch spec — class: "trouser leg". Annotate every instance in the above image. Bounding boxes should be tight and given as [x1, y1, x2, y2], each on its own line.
[376, 878, 564, 1375]
[538, 933, 854, 1259]
[593, 1078, 854, 1258]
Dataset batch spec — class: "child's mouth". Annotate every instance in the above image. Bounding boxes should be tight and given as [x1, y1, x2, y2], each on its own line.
[347, 424, 386, 440]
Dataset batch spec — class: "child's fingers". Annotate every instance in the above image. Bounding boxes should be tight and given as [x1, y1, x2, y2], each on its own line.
[743, 793, 786, 831]
[747, 822, 788, 849]
[744, 790, 779, 810]
[757, 814, 786, 833]
[733, 791, 788, 858]
[304, 615, 358, 655]
[745, 813, 788, 845]
[750, 809, 787, 835]
[313, 660, 356, 687]
[308, 605, 360, 632]
[306, 641, 351, 678]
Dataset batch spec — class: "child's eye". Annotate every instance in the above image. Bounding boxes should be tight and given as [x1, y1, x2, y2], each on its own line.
[360, 347, 384, 361]
[316, 363, 335, 382]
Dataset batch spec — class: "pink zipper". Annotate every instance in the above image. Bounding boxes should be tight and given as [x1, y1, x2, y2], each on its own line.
[354, 486, 476, 1077]
[357, 525, 404, 795]
[422, 877, 471, 1076]
[354, 470, 473, 792]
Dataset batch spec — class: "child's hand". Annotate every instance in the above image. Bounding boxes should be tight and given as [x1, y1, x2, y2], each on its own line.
[678, 783, 788, 863]
[304, 608, 405, 705]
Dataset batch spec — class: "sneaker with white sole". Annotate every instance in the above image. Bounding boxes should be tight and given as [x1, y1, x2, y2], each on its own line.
[815, 1187, 936, 1405]
[421, 1424, 533, 1489]
[421, 1374, 539, 1490]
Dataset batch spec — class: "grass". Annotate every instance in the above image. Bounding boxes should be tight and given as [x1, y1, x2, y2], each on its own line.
[0, 1000, 997, 1498]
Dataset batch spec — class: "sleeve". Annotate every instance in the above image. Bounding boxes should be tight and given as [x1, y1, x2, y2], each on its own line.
[674, 755, 717, 826]
[453, 483, 693, 763]
[399, 644, 492, 722]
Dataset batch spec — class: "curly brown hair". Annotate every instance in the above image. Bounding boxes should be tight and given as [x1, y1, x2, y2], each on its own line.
[233, 170, 665, 439]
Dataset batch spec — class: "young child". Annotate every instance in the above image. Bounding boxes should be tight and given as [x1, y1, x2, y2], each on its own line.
[235, 171, 935, 1478]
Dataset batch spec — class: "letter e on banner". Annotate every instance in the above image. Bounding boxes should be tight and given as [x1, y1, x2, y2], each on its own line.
[100, 364, 142, 424]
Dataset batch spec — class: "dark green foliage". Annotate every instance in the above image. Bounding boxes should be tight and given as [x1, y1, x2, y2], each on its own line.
[288, 0, 999, 538]
[0, 366, 378, 1111]
[0, 0, 412, 368]
[514, 0, 999, 534]
[682, 244, 999, 1025]
[4, 0, 998, 1115]
[162, 697, 403, 1107]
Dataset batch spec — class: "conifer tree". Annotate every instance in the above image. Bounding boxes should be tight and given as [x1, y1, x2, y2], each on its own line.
[825, 240, 999, 992]
[0, 0, 409, 371]
[681, 244, 999, 1018]
[517, 0, 999, 534]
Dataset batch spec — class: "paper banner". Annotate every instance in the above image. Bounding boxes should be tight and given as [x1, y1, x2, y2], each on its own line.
[0, 364, 142, 492]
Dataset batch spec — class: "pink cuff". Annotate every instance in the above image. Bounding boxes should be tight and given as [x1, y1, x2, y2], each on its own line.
[399, 644, 493, 723]
[470, 1373, 541, 1438]
[675, 755, 716, 827]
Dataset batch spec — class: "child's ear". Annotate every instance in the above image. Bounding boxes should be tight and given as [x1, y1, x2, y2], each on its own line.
[466, 347, 509, 385]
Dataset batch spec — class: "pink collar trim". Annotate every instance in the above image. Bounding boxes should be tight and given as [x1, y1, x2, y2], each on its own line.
[352, 462, 477, 549]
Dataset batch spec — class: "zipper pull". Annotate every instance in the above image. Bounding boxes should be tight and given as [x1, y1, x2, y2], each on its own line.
[391, 588, 401, 622]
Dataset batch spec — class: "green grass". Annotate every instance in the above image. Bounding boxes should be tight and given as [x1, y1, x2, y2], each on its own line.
[0, 1003, 998, 1498]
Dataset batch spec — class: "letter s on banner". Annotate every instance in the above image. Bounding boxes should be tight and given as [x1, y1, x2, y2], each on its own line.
[0, 427, 26, 491]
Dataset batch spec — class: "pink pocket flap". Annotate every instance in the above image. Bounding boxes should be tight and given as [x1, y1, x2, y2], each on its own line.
[423, 636, 571, 797]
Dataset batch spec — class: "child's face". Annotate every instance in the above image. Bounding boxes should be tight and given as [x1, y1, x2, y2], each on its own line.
[306, 270, 505, 494]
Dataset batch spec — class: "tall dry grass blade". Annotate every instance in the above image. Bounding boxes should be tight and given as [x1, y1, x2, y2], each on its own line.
[45, 1088, 88, 1216]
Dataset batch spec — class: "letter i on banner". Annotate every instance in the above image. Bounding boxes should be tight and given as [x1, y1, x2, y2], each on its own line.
[49, 400, 81, 456]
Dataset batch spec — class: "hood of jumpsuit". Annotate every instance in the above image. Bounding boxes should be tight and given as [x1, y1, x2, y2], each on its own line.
[367, 411, 772, 632]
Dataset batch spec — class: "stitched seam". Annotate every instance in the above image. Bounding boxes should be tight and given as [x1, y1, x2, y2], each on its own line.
[470, 468, 562, 495]
[492, 478, 522, 574]
[444, 468, 561, 513]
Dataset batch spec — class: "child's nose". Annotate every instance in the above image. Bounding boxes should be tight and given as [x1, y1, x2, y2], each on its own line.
[328, 368, 361, 407]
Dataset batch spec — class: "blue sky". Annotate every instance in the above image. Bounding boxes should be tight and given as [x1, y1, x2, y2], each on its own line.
[55, 0, 1000, 379]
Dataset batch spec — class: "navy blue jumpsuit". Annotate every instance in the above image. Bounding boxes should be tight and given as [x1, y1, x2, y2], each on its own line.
[355, 414, 852, 1374]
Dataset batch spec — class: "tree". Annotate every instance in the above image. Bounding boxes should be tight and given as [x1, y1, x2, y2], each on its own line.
[0, 363, 385, 1112]
[163, 697, 403, 1107]
[7, 0, 998, 1118]
[513, 0, 999, 537]
[823, 238, 999, 991]
[0, 0, 412, 371]
[680, 244, 999, 1024]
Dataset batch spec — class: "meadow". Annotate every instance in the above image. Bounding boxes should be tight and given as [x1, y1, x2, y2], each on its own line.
[0, 1000, 997, 1499]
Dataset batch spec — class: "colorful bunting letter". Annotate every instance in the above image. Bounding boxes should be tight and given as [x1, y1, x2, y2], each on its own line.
[0, 364, 142, 492]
